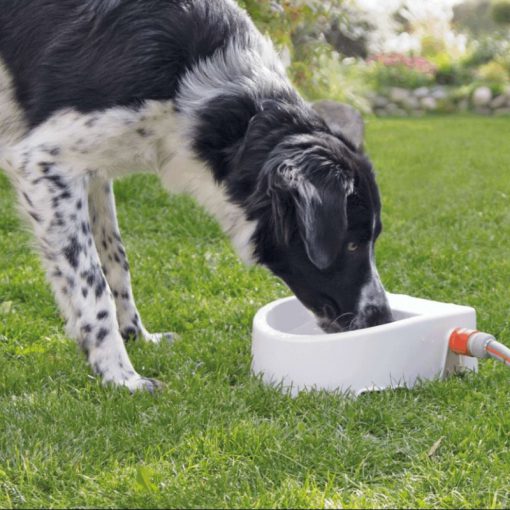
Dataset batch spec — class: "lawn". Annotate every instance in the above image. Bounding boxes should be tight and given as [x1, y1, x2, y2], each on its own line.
[1, 116, 510, 509]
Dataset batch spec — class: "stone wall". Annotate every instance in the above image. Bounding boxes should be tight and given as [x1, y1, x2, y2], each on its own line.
[370, 86, 510, 117]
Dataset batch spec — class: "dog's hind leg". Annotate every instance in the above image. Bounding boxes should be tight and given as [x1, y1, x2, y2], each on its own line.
[88, 175, 176, 344]
[12, 150, 161, 392]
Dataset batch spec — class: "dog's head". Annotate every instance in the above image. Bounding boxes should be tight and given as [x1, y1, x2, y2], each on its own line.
[239, 104, 392, 333]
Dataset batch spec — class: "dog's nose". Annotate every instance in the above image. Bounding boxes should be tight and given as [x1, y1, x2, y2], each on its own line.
[363, 304, 393, 327]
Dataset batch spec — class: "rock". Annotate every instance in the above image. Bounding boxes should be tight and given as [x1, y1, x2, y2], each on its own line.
[431, 87, 448, 100]
[386, 103, 407, 116]
[400, 95, 420, 110]
[413, 86, 430, 99]
[311, 100, 365, 149]
[392, 108, 408, 117]
[374, 108, 389, 117]
[472, 86, 492, 107]
[410, 109, 425, 117]
[420, 96, 438, 111]
[389, 87, 411, 104]
[474, 106, 492, 115]
[490, 94, 508, 109]
[494, 107, 510, 116]
[372, 95, 389, 108]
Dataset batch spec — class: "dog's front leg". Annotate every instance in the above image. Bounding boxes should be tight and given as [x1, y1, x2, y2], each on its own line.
[14, 155, 161, 392]
[88, 176, 176, 343]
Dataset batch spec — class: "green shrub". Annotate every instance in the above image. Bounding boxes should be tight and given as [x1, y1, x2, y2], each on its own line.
[477, 59, 510, 84]
[433, 52, 474, 85]
[236, 0, 338, 48]
[486, 81, 509, 95]
[237, 0, 353, 102]
[294, 53, 371, 112]
[435, 98, 457, 114]
[450, 84, 474, 102]
[367, 63, 434, 90]
[463, 37, 504, 68]
[435, 64, 473, 86]
[496, 52, 510, 75]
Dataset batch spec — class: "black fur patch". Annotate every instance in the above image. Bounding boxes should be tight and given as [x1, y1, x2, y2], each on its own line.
[95, 277, 107, 299]
[22, 192, 33, 207]
[121, 327, 137, 341]
[96, 328, 109, 344]
[29, 211, 42, 223]
[97, 310, 109, 320]
[81, 324, 92, 334]
[0, 0, 252, 127]
[63, 236, 81, 269]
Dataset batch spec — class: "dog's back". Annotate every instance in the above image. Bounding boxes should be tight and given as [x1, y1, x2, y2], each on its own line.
[0, 0, 252, 129]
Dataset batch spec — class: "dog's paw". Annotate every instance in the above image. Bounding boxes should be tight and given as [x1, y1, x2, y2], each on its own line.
[121, 325, 178, 344]
[127, 376, 164, 394]
[104, 373, 164, 393]
[142, 331, 179, 344]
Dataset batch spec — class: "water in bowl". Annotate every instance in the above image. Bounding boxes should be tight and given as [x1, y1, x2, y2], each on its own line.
[267, 298, 415, 336]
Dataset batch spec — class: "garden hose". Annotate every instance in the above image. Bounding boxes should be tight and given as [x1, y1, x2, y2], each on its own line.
[449, 328, 510, 367]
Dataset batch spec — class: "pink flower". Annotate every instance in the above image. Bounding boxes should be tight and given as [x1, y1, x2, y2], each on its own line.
[367, 53, 436, 75]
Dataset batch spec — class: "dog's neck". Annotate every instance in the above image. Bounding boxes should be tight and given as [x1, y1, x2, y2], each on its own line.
[158, 39, 315, 264]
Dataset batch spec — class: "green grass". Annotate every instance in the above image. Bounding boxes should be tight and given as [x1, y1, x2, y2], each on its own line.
[1, 116, 510, 508]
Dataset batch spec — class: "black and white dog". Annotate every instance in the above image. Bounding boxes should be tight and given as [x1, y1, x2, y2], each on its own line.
[0, 0, 392, 391]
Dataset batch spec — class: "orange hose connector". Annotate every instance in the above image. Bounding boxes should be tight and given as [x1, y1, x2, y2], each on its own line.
[449, 328, 510, 367]
[449, 328, 478, 356]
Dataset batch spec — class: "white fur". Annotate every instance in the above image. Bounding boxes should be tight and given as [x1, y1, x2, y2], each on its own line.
[1, 93, 258, 264]
[160, 144, 257, 264]
[357, 245, 389, 318]
[8, 103, 165, 177]
[176, 35, 292, 122]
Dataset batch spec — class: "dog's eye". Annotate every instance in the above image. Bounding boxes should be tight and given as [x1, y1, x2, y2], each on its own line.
[347, 242, 359, 252]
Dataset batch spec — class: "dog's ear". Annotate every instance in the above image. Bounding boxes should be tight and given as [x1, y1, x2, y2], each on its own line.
[268, 161, 349, 271]
[298, 180, 348, 270]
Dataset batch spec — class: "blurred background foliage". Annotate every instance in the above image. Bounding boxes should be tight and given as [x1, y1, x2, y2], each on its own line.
[236, 0, 510, 115]
[236, 0, 373, 110]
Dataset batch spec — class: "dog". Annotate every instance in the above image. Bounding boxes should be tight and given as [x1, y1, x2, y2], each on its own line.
[0, 0, 392, 391]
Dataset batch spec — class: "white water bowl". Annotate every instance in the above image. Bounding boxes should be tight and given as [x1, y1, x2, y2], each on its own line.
[251, 293, 478, 396]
